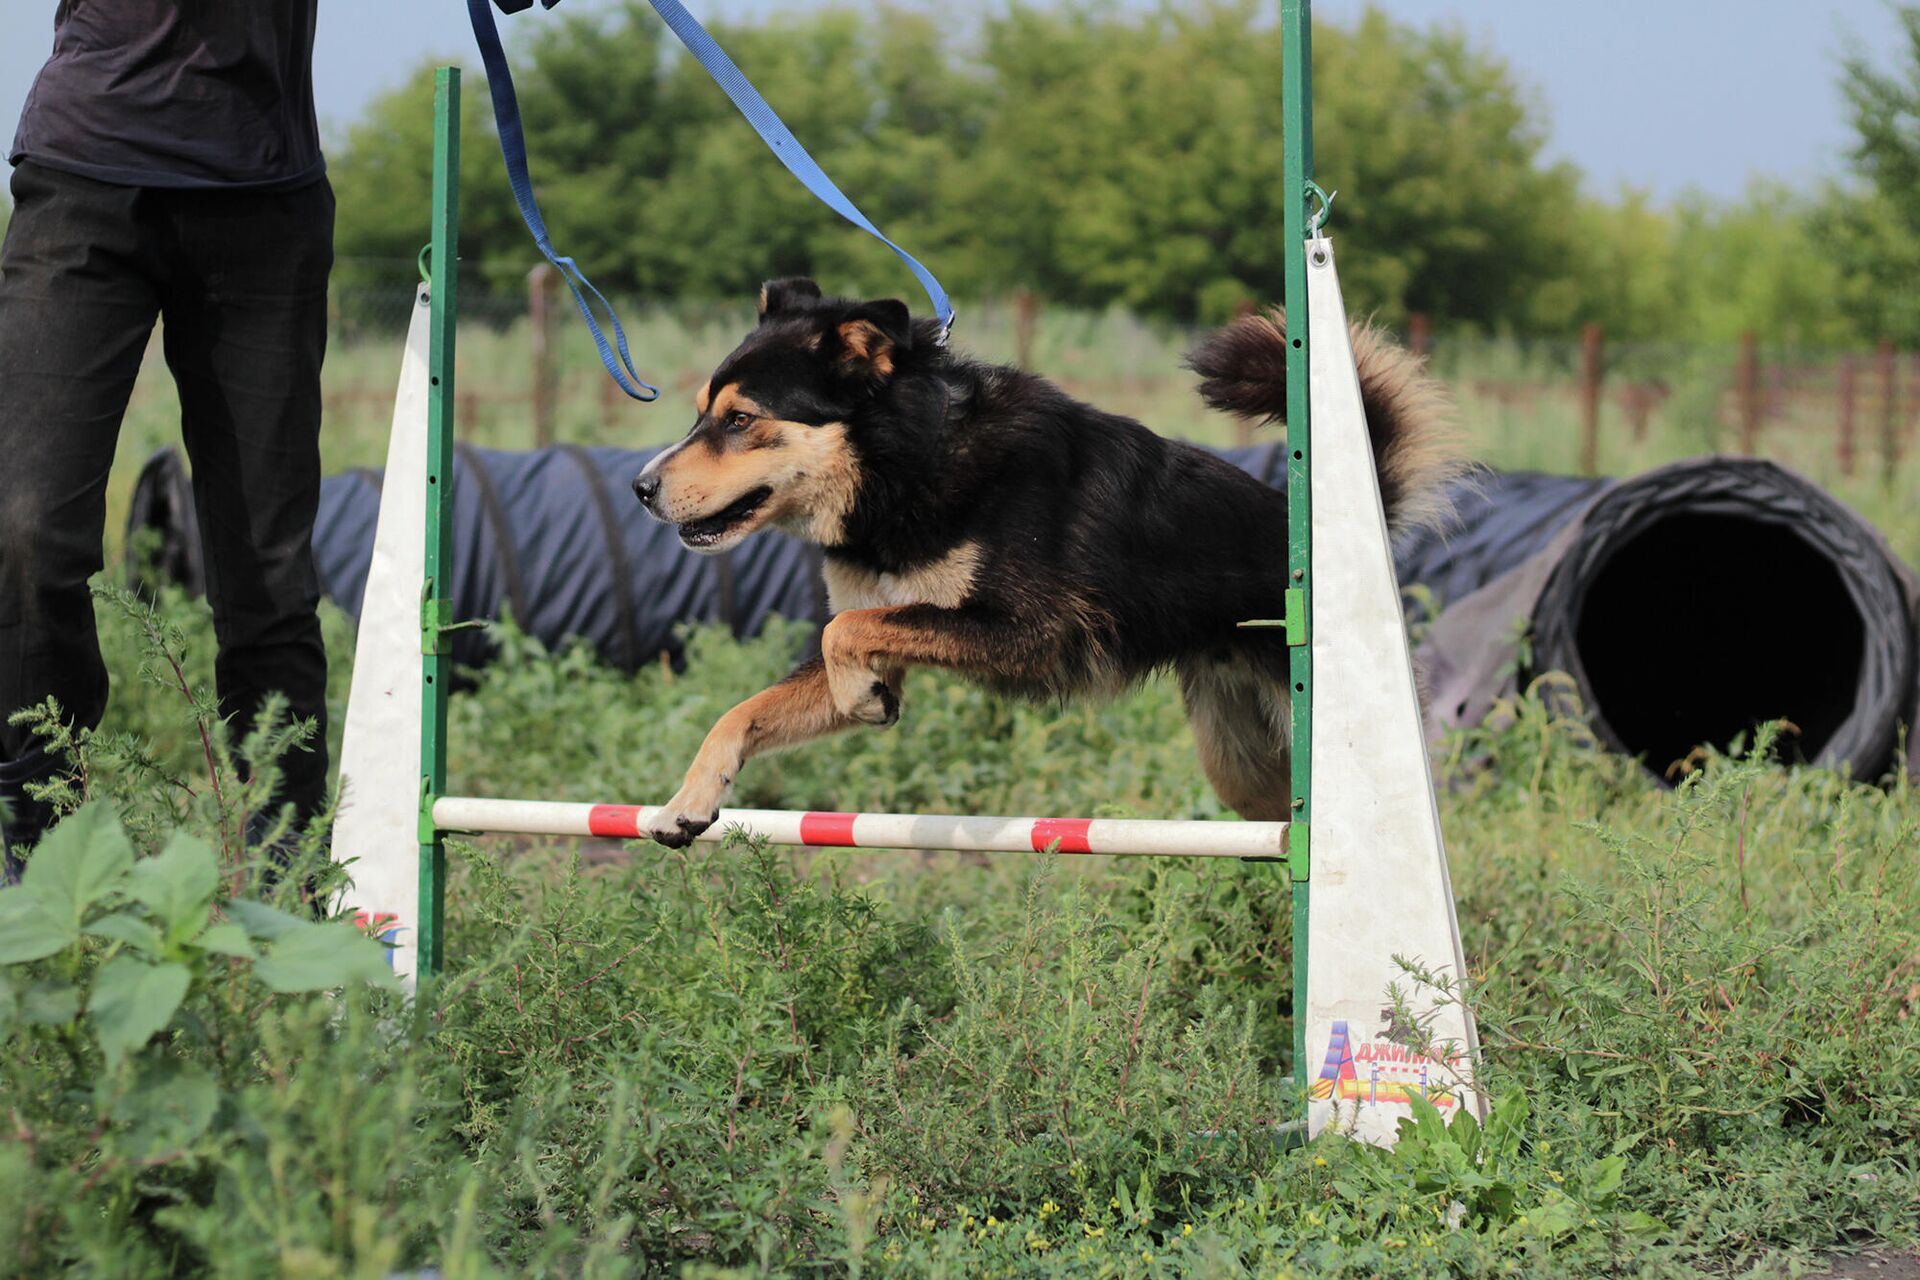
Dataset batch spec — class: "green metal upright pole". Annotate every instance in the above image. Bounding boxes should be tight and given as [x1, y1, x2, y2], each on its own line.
[419, 66, 461, 981]
[1279, 0, 1314, 1099]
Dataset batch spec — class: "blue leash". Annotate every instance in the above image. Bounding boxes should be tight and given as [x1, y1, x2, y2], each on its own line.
[465, 0, 955, 403]
[465, 0, 655, 400]
[638, 0, 954, 336]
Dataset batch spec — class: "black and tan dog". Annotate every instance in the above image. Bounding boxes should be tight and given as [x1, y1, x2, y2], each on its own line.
[632, 278, 1458, 846]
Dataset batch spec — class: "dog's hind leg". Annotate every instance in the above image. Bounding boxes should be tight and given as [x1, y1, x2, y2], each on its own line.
[1177, 652, 1294, 822]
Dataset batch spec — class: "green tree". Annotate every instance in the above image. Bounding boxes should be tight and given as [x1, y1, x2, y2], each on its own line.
[1553, 191, 1677, 343]
[1832, 5, 1920, 344]
[328, 2, 983, 307]
[1313, 7, 1585, 332]
[320, 1, 1631, 332]
[326, 62, 521, 304]
[1669, 184, 1857, 348]
[1563, 183, 1857, 348]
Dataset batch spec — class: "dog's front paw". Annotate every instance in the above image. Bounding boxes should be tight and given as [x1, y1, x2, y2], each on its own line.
[645, 806, 715, 848]
[646, 775, 729, 847]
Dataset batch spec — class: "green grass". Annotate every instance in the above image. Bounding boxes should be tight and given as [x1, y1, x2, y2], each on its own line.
[2, 584, 1916, 1277]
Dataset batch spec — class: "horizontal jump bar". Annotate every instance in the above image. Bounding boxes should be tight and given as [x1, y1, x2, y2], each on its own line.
[431, 797, 1288, 859]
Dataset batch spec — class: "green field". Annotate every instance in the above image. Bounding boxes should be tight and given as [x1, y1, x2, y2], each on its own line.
[6, 300, 1919, 1276]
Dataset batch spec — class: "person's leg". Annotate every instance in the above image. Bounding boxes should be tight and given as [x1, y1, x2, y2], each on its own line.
[159, 178, 334, 841]
[0, 163, 162, 875]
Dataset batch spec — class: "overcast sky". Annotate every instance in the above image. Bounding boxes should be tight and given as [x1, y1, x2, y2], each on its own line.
[0, 1, 1906, 203]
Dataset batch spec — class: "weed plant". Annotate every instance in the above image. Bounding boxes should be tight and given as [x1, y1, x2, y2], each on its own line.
[1, 588, 1916, 1276]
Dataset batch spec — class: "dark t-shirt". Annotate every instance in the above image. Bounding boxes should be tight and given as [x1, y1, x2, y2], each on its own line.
[9, 0, 323, 190]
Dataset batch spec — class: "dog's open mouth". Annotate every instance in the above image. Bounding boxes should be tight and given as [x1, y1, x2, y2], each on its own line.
[677, 486, 772, 550]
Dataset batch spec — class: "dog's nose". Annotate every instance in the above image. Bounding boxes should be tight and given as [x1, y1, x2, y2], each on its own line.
[633, 472, 659, 510]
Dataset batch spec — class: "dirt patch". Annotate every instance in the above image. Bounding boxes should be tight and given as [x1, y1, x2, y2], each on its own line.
[1810, 1250, 1920, 1280]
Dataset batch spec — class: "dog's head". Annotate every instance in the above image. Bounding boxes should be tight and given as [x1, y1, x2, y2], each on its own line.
[633, 278, 914, 553]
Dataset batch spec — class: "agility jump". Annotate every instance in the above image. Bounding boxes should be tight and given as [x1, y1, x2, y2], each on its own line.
[431, 798, 1289, 859]
[329, 0, 1483, 1149]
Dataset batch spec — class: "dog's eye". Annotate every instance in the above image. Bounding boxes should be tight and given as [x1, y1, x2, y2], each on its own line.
[725, 411, 755, 432]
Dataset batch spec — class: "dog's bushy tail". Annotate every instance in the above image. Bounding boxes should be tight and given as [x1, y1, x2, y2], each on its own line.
[1186, 309, 1463, 534]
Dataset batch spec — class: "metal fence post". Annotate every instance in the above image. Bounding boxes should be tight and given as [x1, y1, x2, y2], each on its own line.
[1737, 332, 1760, 455]
[1013, 287, 1039, 370]
[1578, 324, 1603, 476]
[529, 263, 559, 448]
[1838, 354, 1858, 478]
[1878, 338, 1898, 485]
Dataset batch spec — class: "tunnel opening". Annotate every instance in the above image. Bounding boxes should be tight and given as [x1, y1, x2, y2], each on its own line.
[1571, 513, 1864, 775]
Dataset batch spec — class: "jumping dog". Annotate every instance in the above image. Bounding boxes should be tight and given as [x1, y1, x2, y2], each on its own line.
[632, 278, 1460, 846]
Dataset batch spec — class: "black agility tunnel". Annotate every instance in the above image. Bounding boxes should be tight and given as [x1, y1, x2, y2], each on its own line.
[1408, 459, 1920, 782]
[124, 443, 845, 675]
[126, 442, 1290, 674]
[127, 446, 1919, 780]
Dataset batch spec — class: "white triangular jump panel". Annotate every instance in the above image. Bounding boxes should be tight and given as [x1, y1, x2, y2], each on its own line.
[329, 286, 432, 988]
[1303, 238, 1485, 1144]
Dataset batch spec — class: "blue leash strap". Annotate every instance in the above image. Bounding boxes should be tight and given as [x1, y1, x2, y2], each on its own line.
[466, 0, 956, 401]
[466, 0, 659, 400]
[640, 0, 955, 340]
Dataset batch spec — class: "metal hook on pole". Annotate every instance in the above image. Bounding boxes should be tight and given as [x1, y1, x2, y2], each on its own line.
[1305, 181, 1336, 239]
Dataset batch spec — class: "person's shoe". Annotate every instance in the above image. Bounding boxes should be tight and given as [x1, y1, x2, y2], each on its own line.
[1, 799, 49, 885]
[0, 750, 55, 885]
[244, 805, 332, 917]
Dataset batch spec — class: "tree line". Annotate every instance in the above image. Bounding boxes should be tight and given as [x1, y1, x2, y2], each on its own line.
[326, 1, 1920, 346]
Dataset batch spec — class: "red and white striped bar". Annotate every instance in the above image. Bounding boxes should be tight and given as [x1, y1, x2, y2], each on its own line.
[432, 797, 1288, 859]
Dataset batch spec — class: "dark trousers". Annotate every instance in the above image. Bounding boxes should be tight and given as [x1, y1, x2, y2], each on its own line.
[0, 160, 334, 865]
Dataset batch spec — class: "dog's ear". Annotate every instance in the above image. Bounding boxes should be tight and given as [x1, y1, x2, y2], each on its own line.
[832, 299, 912, 380]
[758, 277, 823, 321]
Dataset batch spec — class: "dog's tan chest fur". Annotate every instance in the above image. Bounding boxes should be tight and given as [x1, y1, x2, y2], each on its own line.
[824, 541, 982, 613]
